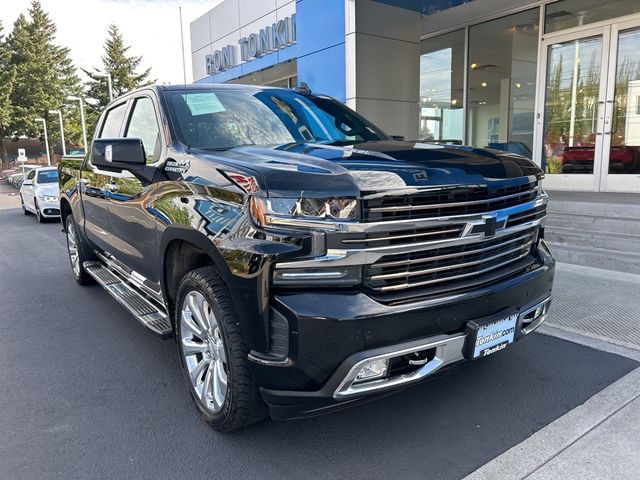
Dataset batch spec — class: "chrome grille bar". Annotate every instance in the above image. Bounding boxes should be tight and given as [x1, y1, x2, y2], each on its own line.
[373, 232, 534, 268]
[368, 189, 535, 213]
[341, 227, 462, 244]
[370, 240, 534, 281]
[375, 251, 531, 292]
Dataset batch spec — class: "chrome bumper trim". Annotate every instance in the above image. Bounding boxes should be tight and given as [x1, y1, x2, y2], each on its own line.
[334, 333, 467, 399]
[333, 296, 551, 399]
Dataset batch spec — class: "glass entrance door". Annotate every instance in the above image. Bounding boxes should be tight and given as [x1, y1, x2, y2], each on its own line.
[539, 28, 609, 191]
[538, 18, 640, 192]
[602, 21, 640, 191]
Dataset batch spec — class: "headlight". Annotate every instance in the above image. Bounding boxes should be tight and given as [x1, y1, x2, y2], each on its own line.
[250, 195, 359, 230]
[39, 195, 59, 203]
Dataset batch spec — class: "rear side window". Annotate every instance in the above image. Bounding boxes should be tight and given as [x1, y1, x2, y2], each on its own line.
[125, 97, 161, 163]
[100, 103, 128, 138]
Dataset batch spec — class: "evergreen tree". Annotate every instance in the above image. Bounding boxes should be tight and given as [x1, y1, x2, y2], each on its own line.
[8, 2, 80, 147]
[0, 21, 17, 166]
[84, 24, 154, 137]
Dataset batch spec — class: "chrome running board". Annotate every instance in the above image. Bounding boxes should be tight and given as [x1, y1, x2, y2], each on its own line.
[84, 261, 172, 337]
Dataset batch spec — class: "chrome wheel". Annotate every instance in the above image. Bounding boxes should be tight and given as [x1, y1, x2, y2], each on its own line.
[180, 290, 228, 413]
[66, 222, 80, 279]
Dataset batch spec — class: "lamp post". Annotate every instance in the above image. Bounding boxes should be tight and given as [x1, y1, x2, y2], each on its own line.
[67, 95, 88, 154]
[48, 109, 66, 157]
[90, 71, 113, 102]
[34, 117, 51, 166]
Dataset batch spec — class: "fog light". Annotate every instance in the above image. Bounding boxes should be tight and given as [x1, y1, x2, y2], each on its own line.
[353, 359, 389, 383]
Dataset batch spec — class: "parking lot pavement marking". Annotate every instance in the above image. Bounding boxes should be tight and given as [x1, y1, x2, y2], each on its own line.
[463, 366, 640, 480]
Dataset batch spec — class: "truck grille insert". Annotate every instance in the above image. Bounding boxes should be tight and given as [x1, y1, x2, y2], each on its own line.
[363, 181, 538, 222]
[340, 224, 464, 248]
[364, 229, 537, 295]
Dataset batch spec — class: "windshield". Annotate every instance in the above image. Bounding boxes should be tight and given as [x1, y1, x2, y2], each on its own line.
[37, 170, 58, 184]
[164, 88, 389, 150]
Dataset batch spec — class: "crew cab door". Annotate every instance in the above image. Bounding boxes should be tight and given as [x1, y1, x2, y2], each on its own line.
[82, 101, 128, 252]
[106, 94, 163, 283]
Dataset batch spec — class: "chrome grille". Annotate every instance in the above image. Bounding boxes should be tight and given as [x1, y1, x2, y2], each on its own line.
[363, 181, 538, 222]
[364, 229, 537, 294]
[339, 224, 464, 248]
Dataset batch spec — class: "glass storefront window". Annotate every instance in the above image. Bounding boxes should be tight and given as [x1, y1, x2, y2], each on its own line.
[542, 36, 603, 174]
[610, 27, 640, 174]
[467, 8, 539, 157]
[546, 0, 640, 34]
[419, 29, 465, 143]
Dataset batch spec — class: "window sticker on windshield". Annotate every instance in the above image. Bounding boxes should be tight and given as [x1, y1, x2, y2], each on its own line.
[183, 93, 226, 115]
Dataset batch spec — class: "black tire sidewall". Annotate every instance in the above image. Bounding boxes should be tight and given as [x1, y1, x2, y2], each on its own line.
[35, 201, 44, 223]
[175, 270, 241, 429]
[64, 214, 94, 285]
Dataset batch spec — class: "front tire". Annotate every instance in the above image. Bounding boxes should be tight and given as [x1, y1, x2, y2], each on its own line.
[35, 201, 45, 223]
[64, 214, 95, 285]
[175, 266, 267, 432]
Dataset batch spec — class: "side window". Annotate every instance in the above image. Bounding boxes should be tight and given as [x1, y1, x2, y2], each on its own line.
[100, 103, 128, 138]
[125, 97, 161, 164]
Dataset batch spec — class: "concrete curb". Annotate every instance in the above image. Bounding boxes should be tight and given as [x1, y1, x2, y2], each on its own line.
[554, 261, 640, 285]
[463, 366, 640, 480]
[463, 326, 640, 480]
[539, 324, 640, 360]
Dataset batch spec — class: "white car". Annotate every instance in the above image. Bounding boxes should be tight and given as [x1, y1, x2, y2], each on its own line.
[20, 167, 60, 222]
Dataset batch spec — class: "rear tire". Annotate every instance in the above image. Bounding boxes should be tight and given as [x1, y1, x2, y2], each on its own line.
[175, 266, 267, 432]
[64, 214, 95, 285]
[21, 196, 30, 215]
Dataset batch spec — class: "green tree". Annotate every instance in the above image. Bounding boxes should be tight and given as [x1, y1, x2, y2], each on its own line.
[0, 21, 17, 166]
[83, 24, 154, 138]
[6, 2, 80, 154]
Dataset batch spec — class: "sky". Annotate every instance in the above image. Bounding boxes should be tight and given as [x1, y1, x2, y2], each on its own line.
[0, 0, 223, 84]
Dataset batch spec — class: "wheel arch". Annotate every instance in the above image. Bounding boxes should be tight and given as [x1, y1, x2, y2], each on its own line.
[59, 197, 72, 227]
[159, 226, 233, 323]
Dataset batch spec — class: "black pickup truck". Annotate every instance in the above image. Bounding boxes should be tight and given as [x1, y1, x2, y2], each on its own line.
[58, 84, 554, 432]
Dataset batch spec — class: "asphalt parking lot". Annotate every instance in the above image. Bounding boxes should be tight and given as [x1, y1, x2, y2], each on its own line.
[0, 191, 638, 480]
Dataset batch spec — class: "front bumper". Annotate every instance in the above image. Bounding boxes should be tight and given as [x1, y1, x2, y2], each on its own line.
[254, 245, 554, 420]
[261, 295, 551, 420]
[38, 200, 61, 217]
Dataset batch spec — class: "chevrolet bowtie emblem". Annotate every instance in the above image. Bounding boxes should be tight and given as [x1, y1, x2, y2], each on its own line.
[469, 214, 505, 238]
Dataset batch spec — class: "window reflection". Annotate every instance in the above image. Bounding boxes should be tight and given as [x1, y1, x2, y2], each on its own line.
[467, 8, 539, 158]
[610, 27, 640, 174]
[542, 36, 602, 174]
[419, 29, 464, 144]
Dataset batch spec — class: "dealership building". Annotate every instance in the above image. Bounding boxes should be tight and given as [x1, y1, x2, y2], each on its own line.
[191, 0, 640, 194]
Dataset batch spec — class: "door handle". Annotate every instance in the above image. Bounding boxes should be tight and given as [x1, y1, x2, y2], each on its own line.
[104, 183, 119, 193]
[604, 100, 616, 135]
[592, 101, 604, 135]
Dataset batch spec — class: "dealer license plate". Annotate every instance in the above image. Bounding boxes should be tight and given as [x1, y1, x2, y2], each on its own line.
[472, 313, 518, 359]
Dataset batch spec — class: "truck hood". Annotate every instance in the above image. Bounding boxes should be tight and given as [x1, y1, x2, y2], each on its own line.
[199, 140, 542, 197]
